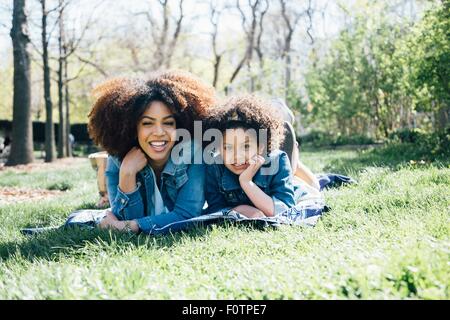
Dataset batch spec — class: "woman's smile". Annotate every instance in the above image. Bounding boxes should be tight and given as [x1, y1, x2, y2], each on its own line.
[148, 140, 169, 152]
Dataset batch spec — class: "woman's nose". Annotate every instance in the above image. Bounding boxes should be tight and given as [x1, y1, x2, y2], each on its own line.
[153, 123, 165, 135]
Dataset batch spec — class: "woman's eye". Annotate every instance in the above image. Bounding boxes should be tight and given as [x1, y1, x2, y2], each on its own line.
[142, 122, 153, 126]
[164, 121, 176, 126]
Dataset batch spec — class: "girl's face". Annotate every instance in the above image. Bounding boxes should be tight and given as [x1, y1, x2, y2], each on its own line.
[137, 101, 177, 164]
[222, 127, 261, 175]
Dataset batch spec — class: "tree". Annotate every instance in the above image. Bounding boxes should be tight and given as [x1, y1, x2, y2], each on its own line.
[40, 0, 56, 162]
[57, 0, 66, 158]
[408, 0, 450, 130]
[137, 0, 185, 70]
[226, 0, 269, 93]
[6, 0, 34, 166]
[55, 0, 101, 157]
[209, 0, 225, 88]
[279, 0, 313, 98]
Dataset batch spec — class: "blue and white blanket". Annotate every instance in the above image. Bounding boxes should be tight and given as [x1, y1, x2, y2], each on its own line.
[21, 173, 355, 236]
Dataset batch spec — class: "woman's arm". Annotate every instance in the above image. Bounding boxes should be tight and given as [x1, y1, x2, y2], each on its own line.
[133, 163, 206, 234]
[105, 150, 147, 221]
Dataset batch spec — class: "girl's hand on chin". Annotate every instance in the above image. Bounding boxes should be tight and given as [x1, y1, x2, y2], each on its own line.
[239, 155, 265, 183]
[121, 147, 148, 175]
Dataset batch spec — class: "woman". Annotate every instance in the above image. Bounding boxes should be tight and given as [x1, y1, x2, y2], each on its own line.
[87, 70, 216, 234]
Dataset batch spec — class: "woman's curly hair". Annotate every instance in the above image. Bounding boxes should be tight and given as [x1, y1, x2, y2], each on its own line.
[205, 95, 285, 154]
[87, 70, 217, 159]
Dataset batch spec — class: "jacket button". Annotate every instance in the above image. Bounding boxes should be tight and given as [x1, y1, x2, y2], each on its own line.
[121, 199, 126, 204]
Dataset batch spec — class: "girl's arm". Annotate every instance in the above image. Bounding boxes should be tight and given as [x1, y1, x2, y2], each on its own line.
[204, 164, 232, 214]
[240, 152, 296, 217]
[239, 179, 275, 217]
[239, 155, 276, 217]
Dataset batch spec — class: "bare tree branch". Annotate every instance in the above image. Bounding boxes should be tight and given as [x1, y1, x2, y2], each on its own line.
[209, 0, 226, 87]
[166, 0, 184, 67]
[227, 0, 267, 92]
[255, 0, 269, 67]
[306, 0, 314, 45]
[74, 53, 108, 77]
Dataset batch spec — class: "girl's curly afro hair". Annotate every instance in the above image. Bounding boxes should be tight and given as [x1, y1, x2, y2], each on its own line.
[204, 94, 285, 154]
[87, 70, 217, 159]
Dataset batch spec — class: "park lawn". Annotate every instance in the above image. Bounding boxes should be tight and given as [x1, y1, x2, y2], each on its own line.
[0, 145, 448, 299]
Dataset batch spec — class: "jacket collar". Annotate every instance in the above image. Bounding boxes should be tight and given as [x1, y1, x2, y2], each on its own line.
[139, 156, 179, 178]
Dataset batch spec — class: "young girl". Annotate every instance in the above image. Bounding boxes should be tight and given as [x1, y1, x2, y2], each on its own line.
[204, 95, 301, 218]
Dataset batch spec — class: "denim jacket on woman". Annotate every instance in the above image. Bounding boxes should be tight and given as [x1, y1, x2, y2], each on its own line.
[204, 149, 296, 215]
[105, 141, 206, 234]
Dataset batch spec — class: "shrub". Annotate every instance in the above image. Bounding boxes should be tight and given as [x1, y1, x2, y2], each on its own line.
[47, 182, 73, 191]
[299, 130, 375, 147]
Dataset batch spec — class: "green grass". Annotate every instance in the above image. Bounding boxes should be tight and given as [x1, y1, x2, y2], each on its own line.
[0, 144, 448, 299]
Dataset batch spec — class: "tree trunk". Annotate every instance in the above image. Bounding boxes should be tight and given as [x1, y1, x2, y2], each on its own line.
[6, 0, 34, 166]
[212, 55, 221, 88]
[41, 0, 55, 162]
[285, 53, 291, 99]
[57, 1, 66, 158]
[435, 104, 449, 132]
[64, 57, 71, 157]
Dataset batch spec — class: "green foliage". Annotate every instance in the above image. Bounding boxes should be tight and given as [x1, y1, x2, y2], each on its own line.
[302, 1, 449, 139]
[388, 128, 427, 143]
[388, 127, 450, 159]
[408, 1, 450, 113]
[300, 130, 375, 148]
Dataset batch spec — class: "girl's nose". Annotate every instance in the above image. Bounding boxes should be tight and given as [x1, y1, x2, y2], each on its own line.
[235, 152, 245, 165]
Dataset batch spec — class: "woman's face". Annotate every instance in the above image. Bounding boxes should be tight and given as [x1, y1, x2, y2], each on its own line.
[222, 127, 260, 175]
[137, 101, 177, 164]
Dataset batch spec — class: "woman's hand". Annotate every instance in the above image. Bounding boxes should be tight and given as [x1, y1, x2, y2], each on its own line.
[98, 210, 120, 229]
[98, 210, 139, 233]
[119, 147, 148, 193]
[239, 155, 265, 184]
[120, 147, 148, 176]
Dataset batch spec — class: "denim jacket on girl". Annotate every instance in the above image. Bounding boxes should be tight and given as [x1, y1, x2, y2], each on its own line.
[204, 149, 296, 215]
[105, 141, 206, 234]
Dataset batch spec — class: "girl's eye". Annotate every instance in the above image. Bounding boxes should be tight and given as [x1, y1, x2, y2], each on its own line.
[142, 122, 153, 126]
[164, 121, 176, 126]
